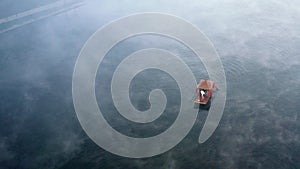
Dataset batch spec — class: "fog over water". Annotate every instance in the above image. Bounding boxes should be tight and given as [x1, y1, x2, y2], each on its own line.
[0, 0, 299, 168]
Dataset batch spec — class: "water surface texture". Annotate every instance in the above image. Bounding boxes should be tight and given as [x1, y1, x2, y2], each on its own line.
[0, 0, 299, 168]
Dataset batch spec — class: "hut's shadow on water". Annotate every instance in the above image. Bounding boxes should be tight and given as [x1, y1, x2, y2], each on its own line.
[194, 99, 211, 111]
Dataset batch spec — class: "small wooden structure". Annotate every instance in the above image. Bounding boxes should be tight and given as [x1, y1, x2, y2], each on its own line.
[194, 80, 215, 105]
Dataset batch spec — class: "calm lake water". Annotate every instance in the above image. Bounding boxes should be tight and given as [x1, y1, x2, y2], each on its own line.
[0, 0, 299, 168]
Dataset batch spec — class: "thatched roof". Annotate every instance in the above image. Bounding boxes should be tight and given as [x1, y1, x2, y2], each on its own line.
[197, 80, 214, 90]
